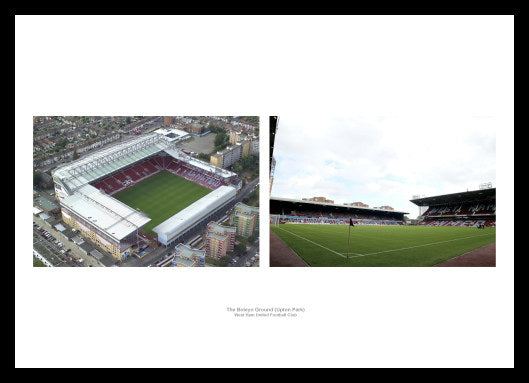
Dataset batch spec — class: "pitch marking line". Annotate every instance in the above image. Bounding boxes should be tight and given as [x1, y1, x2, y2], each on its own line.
[275, 226, 365, 258]
[359, 233, 495, 256]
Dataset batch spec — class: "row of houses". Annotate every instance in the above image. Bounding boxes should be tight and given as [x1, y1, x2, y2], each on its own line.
[34, 133, 121, 168]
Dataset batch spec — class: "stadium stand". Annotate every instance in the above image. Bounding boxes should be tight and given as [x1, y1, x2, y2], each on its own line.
[90, 154, 230, 196]
[410, 188, 496, 227]
[270, 197, 407, 226]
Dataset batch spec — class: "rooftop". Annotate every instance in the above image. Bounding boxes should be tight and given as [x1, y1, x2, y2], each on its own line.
[410, 188, 496, 207]
[173, 257, 196, 267]
[207, 232, 229, 241]
[60, 185, 151, 241]
[175, 243, 205, 259]
[34, 196, 59, 212]
[153, 185, 236, 242]
[53, 133, 169, 192]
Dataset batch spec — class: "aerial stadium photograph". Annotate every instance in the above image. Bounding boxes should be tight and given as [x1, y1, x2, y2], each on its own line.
[269, 115, 496, 267]
[32, 116, 260, 267]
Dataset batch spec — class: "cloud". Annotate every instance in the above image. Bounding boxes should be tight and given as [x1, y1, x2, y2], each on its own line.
[271, 115, 497, 217]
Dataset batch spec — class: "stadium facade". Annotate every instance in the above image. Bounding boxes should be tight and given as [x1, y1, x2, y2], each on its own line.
[52, 133, 241, 261]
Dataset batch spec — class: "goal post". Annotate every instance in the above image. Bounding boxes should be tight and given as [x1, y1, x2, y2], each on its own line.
[270, 214, 281, 227]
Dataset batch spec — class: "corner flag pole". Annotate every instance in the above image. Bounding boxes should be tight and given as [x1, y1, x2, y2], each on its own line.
[347, 218, 353, 259]
[347, 225, 351, 259]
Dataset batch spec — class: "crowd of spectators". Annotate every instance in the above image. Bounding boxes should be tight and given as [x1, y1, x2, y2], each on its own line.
[274, 208, 404, 226]
[419, 202, 496, 227]
[422, 203, 495, 217]
[91, 154, 228, 195]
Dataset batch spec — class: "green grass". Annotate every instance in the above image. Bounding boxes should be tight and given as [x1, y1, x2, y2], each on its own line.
[33, 258, 46, 267]
[271, 224, 496, 267]
[113, 171, 210, 236]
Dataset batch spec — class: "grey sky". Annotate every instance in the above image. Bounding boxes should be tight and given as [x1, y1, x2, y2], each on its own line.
[270, 115, 496, 218]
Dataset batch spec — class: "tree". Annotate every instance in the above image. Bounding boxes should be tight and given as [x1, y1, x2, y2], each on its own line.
[207, 124, 224, 134]
[218, 256, 230, 267]
[234, 243, 246, 255]
[240, 154, 257, 171]
[247, 187, 259, 207]
[33, 171, 40, 186]
[56, 138, 68, 149]
[197, 153, 210, 161]
[233, 163, 243, 174]
[214, 131, 228, 150]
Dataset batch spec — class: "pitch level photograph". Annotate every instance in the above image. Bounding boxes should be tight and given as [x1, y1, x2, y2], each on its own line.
[33, 116, 260, 267]
[269, 115, 496, 267]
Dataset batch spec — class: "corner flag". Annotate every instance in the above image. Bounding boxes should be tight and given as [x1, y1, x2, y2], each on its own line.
[347, 218, 354, 259]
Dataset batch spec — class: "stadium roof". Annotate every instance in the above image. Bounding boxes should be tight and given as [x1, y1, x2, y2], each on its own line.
[270, 116, 278, 168]
[164, 148, 236, 179]
[153, 185, 236, 244]
[60, 185, 151, 241]
[53, 133, 169, 192]
[270, 196, 409, 215]
[53, 133, 236, 196]
[410, 188, 496, 207]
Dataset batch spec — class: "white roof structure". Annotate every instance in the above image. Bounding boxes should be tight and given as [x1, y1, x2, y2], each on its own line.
[154, 128, 190, 142]
[53, 133, 170, 194]
[53, 133, 235, 196]
[60, 185, 151, 242]
[164, 148, 236, 180]
[153, 185, 236, 245]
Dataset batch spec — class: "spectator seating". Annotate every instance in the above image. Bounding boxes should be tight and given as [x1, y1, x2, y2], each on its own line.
[91, 154, 229, 195]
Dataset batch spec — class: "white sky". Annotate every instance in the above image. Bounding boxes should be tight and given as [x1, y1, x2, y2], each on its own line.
[271, 115, 496, 218]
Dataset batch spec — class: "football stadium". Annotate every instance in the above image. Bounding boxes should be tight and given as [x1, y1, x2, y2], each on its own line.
[53, 133, 240, 262]
[270, 189, 496, 267]
[268, 116, 496, 267]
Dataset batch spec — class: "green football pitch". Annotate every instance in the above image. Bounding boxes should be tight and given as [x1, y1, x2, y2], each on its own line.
[113, 171, 211, 236]
[271, 224, 496, 267]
